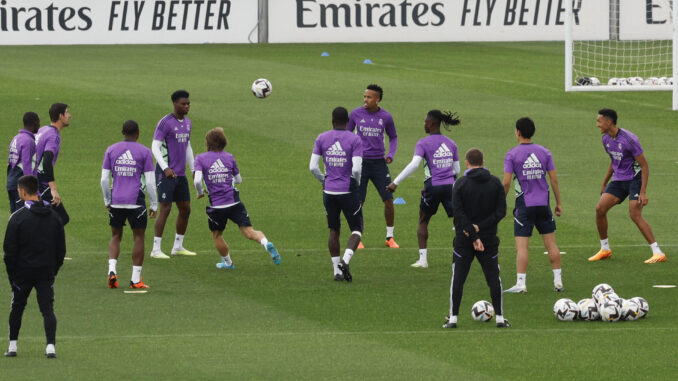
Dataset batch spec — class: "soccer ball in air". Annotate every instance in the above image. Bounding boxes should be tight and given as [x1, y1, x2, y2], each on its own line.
[471, 300, 494, 322]
[553, 298, 578, 321]
[577, 298, 600, 321]
[592, 283, 614, 305]
[599, 300, 621, 322]
[631, 297, 649, 318]
[620, 299, 641, 321]
[251, 78, 272, 98]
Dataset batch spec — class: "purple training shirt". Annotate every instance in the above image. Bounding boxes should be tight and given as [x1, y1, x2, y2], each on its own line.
[602, 128, 643, 181]
[504, 143, 555, 207]
[347, 107, 397, 160]
[414, 134, 459, 186]
[313, 129, 363, 193]
[8, 129, 35, 176]
[194, 151, 240, 207]
[103, 141, 154, 205]
[35, 125, 61, 183]
[154, 114, 192, 176]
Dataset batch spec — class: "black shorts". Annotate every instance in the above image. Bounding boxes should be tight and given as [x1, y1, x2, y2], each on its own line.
[109, 206, 148, 229]
[156, 166, 190, 203]
[359, 158, 393, 202]
[323, 191, 363, 231]
[513, 196, 556, 237]
[604, 173, 642, 203]
[207, 202, 252, 232]
[420, 180, 454, 217]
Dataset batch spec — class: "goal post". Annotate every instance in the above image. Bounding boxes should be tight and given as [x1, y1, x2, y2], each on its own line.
[565, 0, 678, 110]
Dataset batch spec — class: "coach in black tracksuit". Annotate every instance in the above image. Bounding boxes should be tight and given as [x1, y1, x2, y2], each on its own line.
[444, 148, 508, 328]
[3, 175, 65, 358]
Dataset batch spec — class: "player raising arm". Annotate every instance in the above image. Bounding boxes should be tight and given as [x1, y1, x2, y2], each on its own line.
[387, 110, 461, 268]
[7, 112, 40, 212]
[193, 128, 280, 269]
[310, 107, 363, 282]
[101, 120, 158, 289]
[589, 108, 666, 264]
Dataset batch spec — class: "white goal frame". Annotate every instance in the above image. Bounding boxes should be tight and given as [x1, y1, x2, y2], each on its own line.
[565, 0, 678, 110]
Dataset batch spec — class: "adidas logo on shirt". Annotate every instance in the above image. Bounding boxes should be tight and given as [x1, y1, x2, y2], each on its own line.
[209, 158, 229, 173]
[326, 141, 347, 156]
[433, 143, 453, 158]
[522, 153, 542, 169]
[115, 150, 136, 165]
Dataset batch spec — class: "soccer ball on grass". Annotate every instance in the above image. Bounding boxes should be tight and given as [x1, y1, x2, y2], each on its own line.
[471, 300, 494, 322]
[251, 78, 272, 98]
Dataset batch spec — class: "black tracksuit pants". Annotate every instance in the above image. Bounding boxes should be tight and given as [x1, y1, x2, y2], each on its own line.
[8, 269, 57, 344]
[449, 243, 503, 317]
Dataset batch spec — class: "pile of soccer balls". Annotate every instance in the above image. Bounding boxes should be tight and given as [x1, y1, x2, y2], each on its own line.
[576, 76, 674, 86]
[553, 283, 649, 322]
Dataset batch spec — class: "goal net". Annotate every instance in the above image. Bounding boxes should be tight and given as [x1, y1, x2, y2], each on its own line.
[565, 0, 678, 110]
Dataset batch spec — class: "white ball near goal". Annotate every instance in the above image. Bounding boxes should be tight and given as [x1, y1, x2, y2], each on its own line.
[628, 76, 643, 85]
[590, 77, 601, 86]
[608, 77, 618, 86]
[251, 78, 272, 98]
[658, 76, 669, 85]
[644, 77, 659, 85]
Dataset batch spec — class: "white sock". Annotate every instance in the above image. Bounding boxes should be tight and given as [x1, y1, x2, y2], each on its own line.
[418, 249, 428, 263]
[153, 237, 162, 252]
[600, 238, 610, 251]
[222, 255, 232, 265]
[46, 344, 55, 354]
[331, 256, 341, 275]
[108, 259, 117, 274]
[386, 226, 394, 238]
[496, 315, 505, 324]
[517, 273, 526, 287]
[448, 315, 457, 324]
[650, 242, 662, 255]
[173, 234, 184, 250]
[553, 268, 562, 285]
[8, 340, 17, 352]
[342, 249, 354, 264]
[260, 237, 269, 247]
[132, 266, 142, 283]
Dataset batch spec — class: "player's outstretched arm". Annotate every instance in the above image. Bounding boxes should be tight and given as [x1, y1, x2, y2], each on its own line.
[392, 155, 422, 188]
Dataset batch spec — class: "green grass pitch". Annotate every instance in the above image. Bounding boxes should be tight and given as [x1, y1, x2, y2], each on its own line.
[0, 42, 677, 380]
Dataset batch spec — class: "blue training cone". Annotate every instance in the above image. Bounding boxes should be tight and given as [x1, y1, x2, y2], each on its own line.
[394, 197, 406, 205]
[321, 52, 329, 57]
[363, 58, 373, 64]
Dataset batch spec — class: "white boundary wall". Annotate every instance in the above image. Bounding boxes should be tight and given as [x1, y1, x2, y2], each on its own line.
[0, 0, 258, 45]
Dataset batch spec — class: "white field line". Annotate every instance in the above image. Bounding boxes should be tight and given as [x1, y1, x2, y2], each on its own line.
[12, 326, 674, 342]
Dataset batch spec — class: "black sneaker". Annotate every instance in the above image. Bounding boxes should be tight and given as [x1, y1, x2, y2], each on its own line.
[496, 320, 511, 328]
[334, 274, 344, 281]
[4, 351, 17, 357]
[338, 260, 352, 282]
[46, 352, 57, 359]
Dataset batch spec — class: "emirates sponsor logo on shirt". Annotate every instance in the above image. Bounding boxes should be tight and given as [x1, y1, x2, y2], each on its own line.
[325, 141, 348, 167]
[115, 150, 137, 165]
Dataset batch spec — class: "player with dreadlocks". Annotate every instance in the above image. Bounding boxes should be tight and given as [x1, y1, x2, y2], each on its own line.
[387, 110, 461, 268]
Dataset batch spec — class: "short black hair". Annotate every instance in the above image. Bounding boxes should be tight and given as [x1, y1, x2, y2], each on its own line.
[598, 108, 617, 125]
[516, 117, 535, 139]
[49, 103, 68, 122]
[332, 106, 349, 125]
[23, 111, 40, 128]
[172, 90, 190, 102]
[466, 148, 484, 166]
[122, 120, 139, 136]
[17, 175, 38, 195]
[428, 110, 461, 130]
[366, 84, 383, 100]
